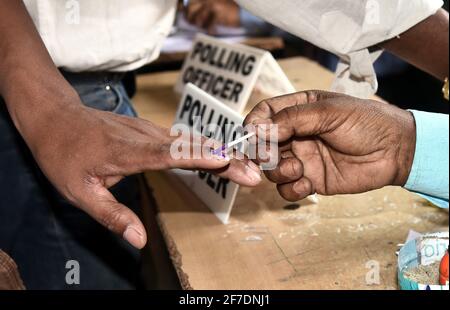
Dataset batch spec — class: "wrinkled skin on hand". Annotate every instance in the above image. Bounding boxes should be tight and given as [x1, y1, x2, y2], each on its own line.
[14, 91, 261, 249]
[244, 90, 416, 202]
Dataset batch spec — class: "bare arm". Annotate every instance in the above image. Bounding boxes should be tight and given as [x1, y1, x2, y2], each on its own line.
[0, 1, 76, 130]
[0, 1, 261, 249]
[380, 8, 449, 81]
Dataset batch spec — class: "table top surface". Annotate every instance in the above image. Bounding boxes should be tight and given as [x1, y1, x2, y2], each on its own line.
[133, 57, 449, 290]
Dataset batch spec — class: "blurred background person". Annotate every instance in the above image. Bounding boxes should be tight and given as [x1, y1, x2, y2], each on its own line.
[184, 0, 449, 114]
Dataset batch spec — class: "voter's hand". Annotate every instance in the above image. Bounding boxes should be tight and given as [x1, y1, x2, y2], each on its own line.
[185, 0, 240, 34]
[18, 92, 261, 249]
[244, 91, 416, 201]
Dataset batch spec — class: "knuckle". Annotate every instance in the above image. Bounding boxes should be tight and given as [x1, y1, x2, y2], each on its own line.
[293, 91, 309, 105]
[280, 158, 301, 179]
[305, 90, 318, 103]
[278, 108, 291, 121]
[157, 141, 171, 155]
[157, 142, 172, 162]
[140, 140, 173, 170]
[99, 204, 125, 233]
[283, 107, 301, 127]
[245, 100, 270, 124]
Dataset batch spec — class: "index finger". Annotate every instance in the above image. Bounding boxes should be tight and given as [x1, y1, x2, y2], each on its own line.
[243, 91, 316, 126]
[243, 90, 346, 126]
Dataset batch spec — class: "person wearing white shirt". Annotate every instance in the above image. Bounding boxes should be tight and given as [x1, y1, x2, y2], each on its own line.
[235, 0, 449, 209]
[0, 0, 260, 289]
[0, 0, 447, 289]
[188, 2, 449, 200]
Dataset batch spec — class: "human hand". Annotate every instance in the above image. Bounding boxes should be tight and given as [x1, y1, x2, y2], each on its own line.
[12, 90, 261, 249]
[185, 0, 240, 34]
[244, 90, 416, 201]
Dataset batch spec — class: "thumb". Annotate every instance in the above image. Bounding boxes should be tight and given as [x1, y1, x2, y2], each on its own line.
[270, 102, 332, 142]
[78, 184, 147, 249]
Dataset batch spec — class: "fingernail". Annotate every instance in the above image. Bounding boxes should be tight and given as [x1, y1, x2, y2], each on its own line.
[293, 181, 303, 194]
[212, 153, 230, 162]
[293, 179, 311, 195]
[123, 225, 145, 249]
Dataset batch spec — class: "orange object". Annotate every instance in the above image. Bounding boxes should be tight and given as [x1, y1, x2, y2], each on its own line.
[439, 246, 449, 286]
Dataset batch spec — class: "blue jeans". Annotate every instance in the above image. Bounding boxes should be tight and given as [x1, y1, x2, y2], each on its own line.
[0, 71, 144, 289]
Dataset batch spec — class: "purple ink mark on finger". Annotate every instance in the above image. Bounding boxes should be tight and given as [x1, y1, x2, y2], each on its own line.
[211, 144, 227, 156]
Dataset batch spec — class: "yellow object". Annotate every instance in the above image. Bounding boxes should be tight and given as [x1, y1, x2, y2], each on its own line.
[443, 77, 449, 101]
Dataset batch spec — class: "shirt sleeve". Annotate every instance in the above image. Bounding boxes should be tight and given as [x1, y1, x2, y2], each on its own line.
[405, 110, 449, 208]
[235, 0, 443, 98]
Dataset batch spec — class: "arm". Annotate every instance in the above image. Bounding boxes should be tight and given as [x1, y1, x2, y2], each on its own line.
[244, 90, 416, 201]
[0, 1, 261, 249]
[245, 91, 449, 208]
[0, 1, 76, 127]
[380, 8, 449, 81]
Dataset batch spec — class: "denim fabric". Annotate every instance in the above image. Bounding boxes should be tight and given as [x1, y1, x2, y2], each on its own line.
[0, 71, 144, 289]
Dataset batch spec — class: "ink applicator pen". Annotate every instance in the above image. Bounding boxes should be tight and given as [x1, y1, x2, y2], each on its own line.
[212, 132, 256, 157]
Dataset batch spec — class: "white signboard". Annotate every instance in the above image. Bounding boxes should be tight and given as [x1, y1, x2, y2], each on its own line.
[175, 34, 295, 114]
[172, 83, 246, 224]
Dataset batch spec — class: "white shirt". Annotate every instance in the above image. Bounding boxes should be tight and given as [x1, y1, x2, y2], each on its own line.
[236, 0, 444, 98]
[23, 0, 177, 72]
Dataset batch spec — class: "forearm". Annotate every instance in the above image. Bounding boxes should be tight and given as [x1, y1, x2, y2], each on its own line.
[0, 1, 76, 134]
[380, 8, 449, 81]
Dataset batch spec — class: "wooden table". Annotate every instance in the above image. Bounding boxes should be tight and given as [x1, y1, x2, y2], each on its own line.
[133, 57, 449, 290]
